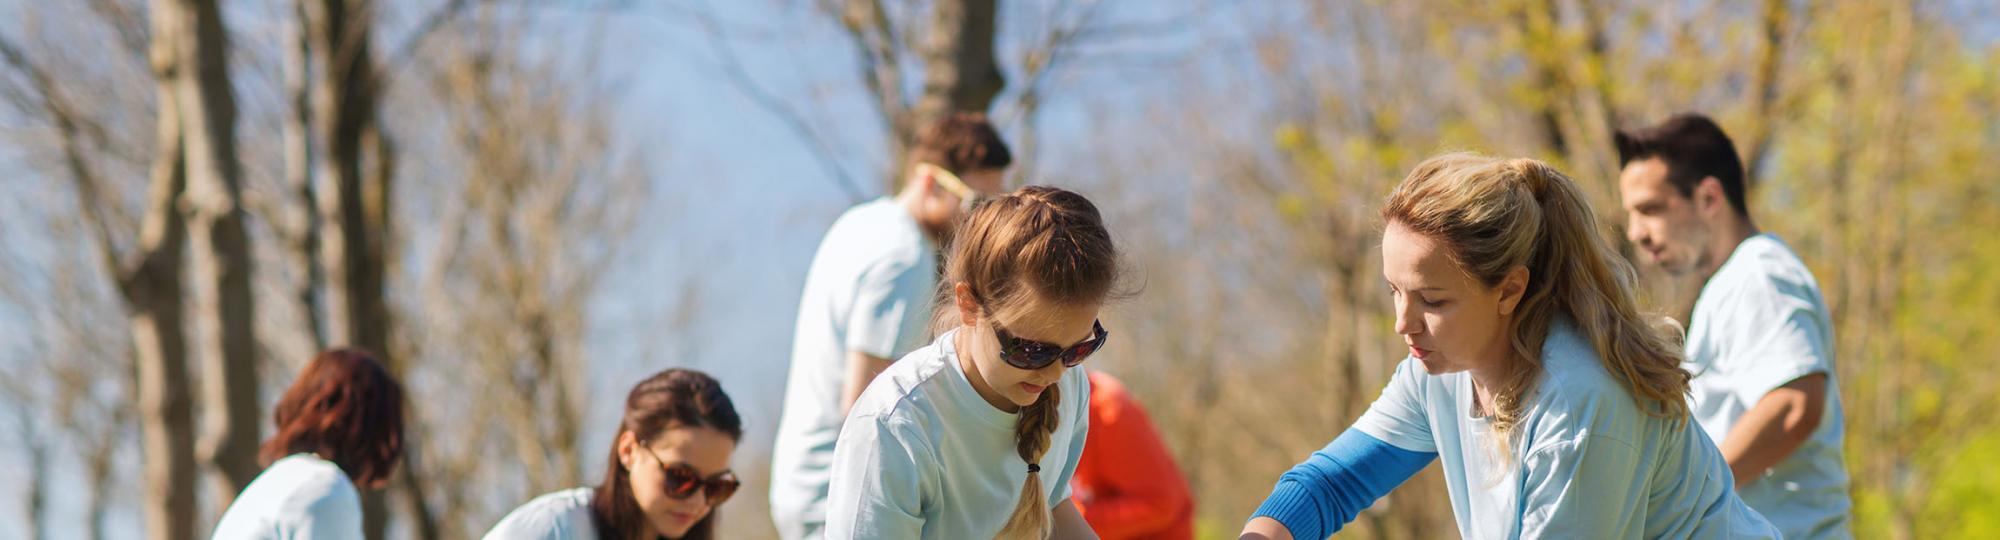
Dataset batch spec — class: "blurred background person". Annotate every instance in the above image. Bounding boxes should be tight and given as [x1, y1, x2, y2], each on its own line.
[770, 112, 1012, 540]
[1070, 369, 1193, 540]
[1615, 113, 1852, 539]
[211, 349, 405, 540]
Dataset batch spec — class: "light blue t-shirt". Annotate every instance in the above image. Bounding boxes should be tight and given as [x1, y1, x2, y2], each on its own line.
[770, 197, 939, 538]
[824, 329, 1090, 540]
[1343, 319, 1778, 539]
[211, 454, 363, 540]
[482, 488, 596, 540]
[1687, 233, 1853, 539]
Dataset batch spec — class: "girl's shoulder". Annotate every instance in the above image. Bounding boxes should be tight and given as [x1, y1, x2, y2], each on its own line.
[1064, 366, 1090, 409]
[850, 336, 961, 420]
[1056, 366, 1093, 435]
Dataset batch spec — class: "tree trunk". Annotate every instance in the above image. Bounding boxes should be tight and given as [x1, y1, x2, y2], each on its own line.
[910, 0, 1004, 144]
[5, 8, 199, 538]
[171, 0, 264, 511]
[848, 0, 1005, 191]
[135, 4, 198, 538]
[1739, 0, 1791, 188]
[307, 1, 409, 537]
[132, 138, 198, 540]
[287, 0, 327, 351]
[134, 19, 196, 533]
[85, 413, 121, 540]
[313, 0, 389, 359]
[19, 413, 47, 540]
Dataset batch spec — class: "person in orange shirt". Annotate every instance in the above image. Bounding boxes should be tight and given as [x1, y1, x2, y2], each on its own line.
[1072, 369, 1195, 540]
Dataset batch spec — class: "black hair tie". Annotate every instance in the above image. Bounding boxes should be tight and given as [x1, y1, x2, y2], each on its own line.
[1027, 463, 1041, 474]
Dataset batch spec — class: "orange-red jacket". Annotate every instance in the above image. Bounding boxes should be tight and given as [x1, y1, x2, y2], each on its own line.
[1072, 370, 1194, 540]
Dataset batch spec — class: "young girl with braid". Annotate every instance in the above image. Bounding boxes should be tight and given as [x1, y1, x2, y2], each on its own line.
[826, 186, 1113, 539]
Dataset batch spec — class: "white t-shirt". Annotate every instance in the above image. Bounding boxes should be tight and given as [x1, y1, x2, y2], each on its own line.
[482, 488, 596, 540]
[1353, 318, 1779, 539]
[1686, 233, 1853, 539]
[771, 197, 938, 538]
[824, 329, 1090, 540]
[210, 454, 363, 540]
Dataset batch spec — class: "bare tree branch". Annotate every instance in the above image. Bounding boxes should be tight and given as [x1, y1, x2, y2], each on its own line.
[377, 0, 487, 95]
[1740, 0, 1793, 187]
[85, 0, 150, 60]
[680, 0, 869, 201]
[832, 0, 911, 159]
[998, 0, 1110, 176]
[0, 32, 133, 290]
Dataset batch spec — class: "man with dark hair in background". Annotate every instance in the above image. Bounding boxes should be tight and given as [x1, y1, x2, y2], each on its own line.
[770, 113, 1013, 540]
[1616, 113, 1853, 539]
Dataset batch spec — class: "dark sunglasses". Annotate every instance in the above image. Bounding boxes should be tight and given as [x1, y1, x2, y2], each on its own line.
[991, 319, 1109, 370]
[642, 446, 739, 504]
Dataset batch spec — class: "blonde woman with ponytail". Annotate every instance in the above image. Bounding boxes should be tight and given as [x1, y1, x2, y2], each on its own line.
[827, 186, 1110, 540]
[1241, 154, 1778, 540]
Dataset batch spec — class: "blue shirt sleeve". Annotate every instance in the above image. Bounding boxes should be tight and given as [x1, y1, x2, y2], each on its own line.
[1351, 358, 1437, 452]
[1250, 428, 1436, 540]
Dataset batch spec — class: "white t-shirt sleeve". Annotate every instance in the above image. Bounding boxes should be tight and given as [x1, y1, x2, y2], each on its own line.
[1352, 358, 1436, 453]
[482, 513, 568, 540]
[1711, 276, 1833, 400]
[826, 414, 937, 539]
[288, 478, 365, 540]
[1047, 370, 1091, 504]
[845, 260, 932, 360]
[1516, 435, 1646, 538]
[482, 491, 588, 540]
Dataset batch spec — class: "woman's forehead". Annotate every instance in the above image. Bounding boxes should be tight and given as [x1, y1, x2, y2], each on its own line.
[1381, 224, 1473, 291]
[649, 426, 736, 475]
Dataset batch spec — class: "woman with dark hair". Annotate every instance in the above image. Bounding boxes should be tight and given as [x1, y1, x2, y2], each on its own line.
[485, 368, 743, 540]
[212, 348, 406, 539]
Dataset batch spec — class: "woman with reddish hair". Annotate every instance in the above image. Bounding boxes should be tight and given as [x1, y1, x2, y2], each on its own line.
[484, 368, 744, 540]
[212, 348, 406, 540]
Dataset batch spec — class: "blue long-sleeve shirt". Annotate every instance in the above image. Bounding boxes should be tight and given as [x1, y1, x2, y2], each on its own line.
[1251, 429, 1433, 539]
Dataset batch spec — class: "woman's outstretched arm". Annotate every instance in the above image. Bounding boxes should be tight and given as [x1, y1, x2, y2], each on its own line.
[1239, 429, 1434, 540]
